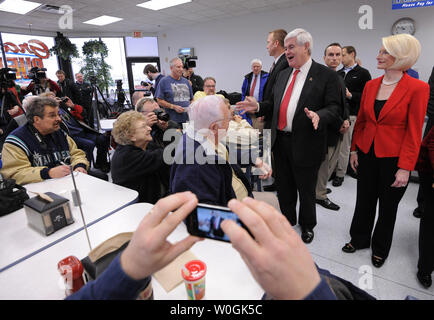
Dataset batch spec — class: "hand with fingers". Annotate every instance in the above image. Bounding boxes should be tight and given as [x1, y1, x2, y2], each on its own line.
[391, 169, 410, 188]
[235, 96, 259, 115]
[120, 192, 204, 280]
[304, 108, 320, 130]
[221, 197, 322, 300]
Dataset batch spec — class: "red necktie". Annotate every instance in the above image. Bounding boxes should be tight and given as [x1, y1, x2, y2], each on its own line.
[278, 70, 300, 130]
[249, 75, 258, 97]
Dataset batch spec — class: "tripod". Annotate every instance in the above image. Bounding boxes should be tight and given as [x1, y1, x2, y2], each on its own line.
[113, 86, 132, 113]
[89, 82, 113, 131]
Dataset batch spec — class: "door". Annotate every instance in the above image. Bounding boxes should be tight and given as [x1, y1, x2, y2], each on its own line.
[126, 57, 160, 98]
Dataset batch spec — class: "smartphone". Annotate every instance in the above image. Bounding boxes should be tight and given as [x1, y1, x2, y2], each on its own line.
[186, 203, 248, 242]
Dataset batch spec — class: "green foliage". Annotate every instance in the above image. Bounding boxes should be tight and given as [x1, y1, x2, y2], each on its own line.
[80, 40, 113, 93]
[49, 34, 79, 61]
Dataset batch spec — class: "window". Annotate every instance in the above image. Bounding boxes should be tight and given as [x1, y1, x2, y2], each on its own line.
[0, 32, 58, 86]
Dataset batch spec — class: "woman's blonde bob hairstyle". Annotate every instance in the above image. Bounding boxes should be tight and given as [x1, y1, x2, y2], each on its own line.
[382, 33, 421, 71]
[111, 111, 146, 145]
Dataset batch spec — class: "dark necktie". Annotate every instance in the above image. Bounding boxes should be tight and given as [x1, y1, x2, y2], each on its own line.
[269, 61, 276, 74]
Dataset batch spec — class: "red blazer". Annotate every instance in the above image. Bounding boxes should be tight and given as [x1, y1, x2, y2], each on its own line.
[351, 73, 429, 171]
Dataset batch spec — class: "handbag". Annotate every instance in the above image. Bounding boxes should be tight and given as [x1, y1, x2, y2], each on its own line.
[0, 178, 29, 217]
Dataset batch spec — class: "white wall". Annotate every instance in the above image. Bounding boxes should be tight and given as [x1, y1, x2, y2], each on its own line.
[157, 0, 434, 93]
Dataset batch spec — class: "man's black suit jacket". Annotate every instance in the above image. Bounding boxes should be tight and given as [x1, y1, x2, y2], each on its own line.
[258, 60, 342, 167]
[424, 66, 434, 136]
[337, 64, 371, 116]
[260, 54, 289, 129]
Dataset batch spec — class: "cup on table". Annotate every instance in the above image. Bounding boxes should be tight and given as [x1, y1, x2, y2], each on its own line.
[181, 260, 207, 300]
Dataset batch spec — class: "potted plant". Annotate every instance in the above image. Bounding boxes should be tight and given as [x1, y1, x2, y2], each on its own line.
[80, 39, 113, 94]
[49, 32, 79, 61]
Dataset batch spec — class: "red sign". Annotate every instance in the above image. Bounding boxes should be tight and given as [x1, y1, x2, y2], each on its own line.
[0, 39, 50, 80]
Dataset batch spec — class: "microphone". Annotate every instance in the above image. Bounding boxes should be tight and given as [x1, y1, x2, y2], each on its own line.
[61, 159, 92, 251]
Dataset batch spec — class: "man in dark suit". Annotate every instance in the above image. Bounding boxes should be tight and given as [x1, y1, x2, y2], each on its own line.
[237, 28, 341, 243]
[413, 66, 434, 218]
[262, 29, 288, 192]
[333, 46, 371, 186]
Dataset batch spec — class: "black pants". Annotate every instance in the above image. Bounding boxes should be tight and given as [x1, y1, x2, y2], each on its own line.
[349, 148, 407, 258]
[273, 132, 319, 229]
[418, 173, 434, 275]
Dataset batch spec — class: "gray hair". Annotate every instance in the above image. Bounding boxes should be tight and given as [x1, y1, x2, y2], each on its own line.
[251, 58, 262, 66]
[285, 28, 313, 55]
[170, 57, 182, 67]
[135, 97, 156, 113]
[26, 97, 58, 124]
[188, 95, 226, 131]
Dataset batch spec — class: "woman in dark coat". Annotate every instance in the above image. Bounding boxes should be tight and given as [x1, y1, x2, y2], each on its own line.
[111, 111, 169, 204]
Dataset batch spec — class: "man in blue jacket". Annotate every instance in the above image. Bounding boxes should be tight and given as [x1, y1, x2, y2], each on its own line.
[169, 95, 271, 206]
[241, 59, 269, 128]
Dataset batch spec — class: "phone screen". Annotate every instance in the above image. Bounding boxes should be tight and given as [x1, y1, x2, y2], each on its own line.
[186, 204, 244, 242]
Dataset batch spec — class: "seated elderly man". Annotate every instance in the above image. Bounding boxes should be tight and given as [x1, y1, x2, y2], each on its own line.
[111, 111, 169, 204]
[192, 77, 225, 101]
[170, 95, 271, 206]
[0, 97, 89, 185]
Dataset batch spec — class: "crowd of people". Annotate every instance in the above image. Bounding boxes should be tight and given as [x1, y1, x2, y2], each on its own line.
[0, 26, 433, 299]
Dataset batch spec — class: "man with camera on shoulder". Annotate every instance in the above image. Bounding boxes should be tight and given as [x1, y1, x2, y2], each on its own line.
[22, 67, 60, 96]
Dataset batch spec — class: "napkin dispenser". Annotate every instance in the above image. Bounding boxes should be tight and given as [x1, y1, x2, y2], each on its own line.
[24, 192, 74, 236]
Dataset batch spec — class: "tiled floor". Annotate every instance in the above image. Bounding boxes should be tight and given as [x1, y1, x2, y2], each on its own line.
[289, 174, 434, 300]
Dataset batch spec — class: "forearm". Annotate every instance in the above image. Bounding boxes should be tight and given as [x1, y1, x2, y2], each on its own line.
[67, 254, 149, 300]
[156, 98, 175, 110]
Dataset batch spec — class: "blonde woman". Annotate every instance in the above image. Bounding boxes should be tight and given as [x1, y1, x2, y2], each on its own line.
[111, 111, 169, 203]
[342, 34, 429, 268]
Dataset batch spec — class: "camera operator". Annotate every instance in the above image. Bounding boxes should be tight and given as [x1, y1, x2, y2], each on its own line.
[0, 68, 24, 140]
[22, 67, 60, 96]
[143, 64, 164, 96]
[56, 70, 82, 106]
[75, 73, 93, 126]
[183, 66, 203, 94]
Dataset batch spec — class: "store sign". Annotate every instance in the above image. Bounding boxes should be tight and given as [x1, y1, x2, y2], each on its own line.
[392, 0, 434, 9]
[0, 33, 58, 85]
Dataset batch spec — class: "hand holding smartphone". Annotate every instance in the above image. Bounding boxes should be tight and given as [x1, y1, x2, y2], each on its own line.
[186, 203, 250, 242]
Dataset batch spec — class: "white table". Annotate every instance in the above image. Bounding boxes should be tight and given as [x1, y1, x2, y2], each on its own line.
[0, 172, 138, 273]
[0, 203, 263, 300]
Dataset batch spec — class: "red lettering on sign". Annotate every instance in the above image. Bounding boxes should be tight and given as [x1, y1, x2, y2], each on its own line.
[29, 40, 50, 59]
[4, 42, 19, 53]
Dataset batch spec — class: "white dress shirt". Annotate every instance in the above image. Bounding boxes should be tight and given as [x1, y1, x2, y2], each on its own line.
[281, 58, 312, 132]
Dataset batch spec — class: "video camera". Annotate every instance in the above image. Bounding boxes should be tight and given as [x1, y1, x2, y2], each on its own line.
[179, 55, 197, 69]
[0, 68, 17, 89]
[28, 67, 47, 84]
[115, 79, 123, 90]
[88, 75, 97, 85]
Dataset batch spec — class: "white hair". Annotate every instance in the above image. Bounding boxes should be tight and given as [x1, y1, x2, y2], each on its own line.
[188, 95, 226, 131]
[251, 58, 262, 66]
[22, 95, 39, 112]
[285, 28, 313, 55]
